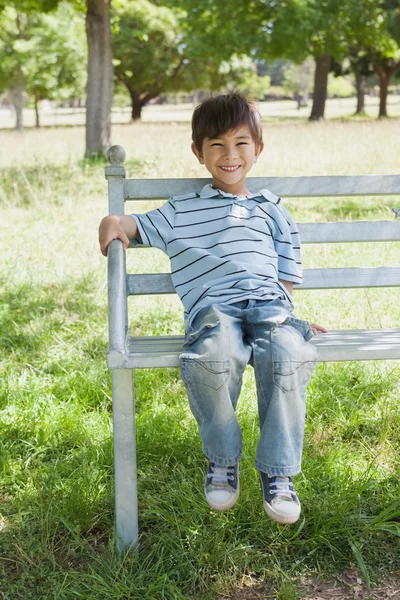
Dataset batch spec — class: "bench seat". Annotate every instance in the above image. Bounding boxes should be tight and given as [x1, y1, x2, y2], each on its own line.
[107, 328, 400, 370]
[104, 146, 400, 551]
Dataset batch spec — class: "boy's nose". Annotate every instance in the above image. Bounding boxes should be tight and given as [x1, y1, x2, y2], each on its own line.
[224, 147, 238, 160]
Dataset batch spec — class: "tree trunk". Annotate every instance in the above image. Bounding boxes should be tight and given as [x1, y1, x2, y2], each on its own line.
[85, 0, 114, 158]
[124, 86, 158, 121]
[375, 66, 389, 118]
[12, 66, 24, 131]
[34, 90, 40, 128]
[309, 55, 331, 121]
[354, 72, 366, 114]
[131, 100, 143, 121]
[375, 62, 400, 118]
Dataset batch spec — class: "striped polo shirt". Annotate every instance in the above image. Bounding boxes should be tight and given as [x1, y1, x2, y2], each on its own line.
[131, 184, 302, 326]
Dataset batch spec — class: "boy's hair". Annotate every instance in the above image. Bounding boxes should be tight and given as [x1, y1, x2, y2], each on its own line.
[192, 93, 263, 153]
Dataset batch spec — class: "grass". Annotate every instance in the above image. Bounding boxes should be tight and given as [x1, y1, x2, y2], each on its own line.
[1, 117, 400, 599]
[1, 95, 400, 129]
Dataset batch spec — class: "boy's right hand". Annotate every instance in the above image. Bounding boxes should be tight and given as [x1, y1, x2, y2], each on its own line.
[98, 215, 137, 256]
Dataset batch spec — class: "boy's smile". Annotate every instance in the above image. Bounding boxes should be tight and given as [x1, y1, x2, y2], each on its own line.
[192, 124, 264, 198]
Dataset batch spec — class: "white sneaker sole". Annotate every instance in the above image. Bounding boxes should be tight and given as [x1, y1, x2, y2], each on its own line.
[205, 486, 240, 511]
[263, 500, 301, 524]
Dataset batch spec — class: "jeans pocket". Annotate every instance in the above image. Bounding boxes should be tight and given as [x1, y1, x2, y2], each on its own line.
[273, 359, 316, 393]
[180, 357, 230, 391]
[284, 316, 314, 342]
[183, 320, 220, 348]
[272, 322, 317, 393]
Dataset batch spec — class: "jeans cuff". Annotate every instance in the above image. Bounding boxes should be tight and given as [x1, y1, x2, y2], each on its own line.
[204, 447, 242, 466]
[255, 459, 301, 476]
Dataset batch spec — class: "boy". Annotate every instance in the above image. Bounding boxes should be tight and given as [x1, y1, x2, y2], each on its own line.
[99, 93, 326, 524]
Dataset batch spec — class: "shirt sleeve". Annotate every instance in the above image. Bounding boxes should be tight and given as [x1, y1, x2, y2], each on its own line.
[272, 200, 302, 285]
[130, 199, 176, 253]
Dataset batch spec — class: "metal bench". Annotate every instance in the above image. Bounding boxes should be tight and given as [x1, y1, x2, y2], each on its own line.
[104, 144, 400, 551]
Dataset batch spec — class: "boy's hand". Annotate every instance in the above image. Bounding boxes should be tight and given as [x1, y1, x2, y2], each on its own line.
[98, 215, 138, 256]
[310, 323, 329, 335]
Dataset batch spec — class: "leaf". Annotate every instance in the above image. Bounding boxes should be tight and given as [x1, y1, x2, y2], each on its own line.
[349, 540, 371, 590]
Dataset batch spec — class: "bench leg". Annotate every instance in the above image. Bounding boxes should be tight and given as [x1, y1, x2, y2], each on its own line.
[112, 368, 138, 552]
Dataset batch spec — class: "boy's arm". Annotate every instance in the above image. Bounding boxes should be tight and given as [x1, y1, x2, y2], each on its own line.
[280, 279, 328, 335]
[280, 279, 293, 296]
[98, 215, 138, 257]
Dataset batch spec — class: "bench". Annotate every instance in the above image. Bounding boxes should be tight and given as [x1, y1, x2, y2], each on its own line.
[104, 144, 400, 551]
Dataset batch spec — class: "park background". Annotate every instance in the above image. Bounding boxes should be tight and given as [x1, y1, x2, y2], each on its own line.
[1, 1, 400, 599]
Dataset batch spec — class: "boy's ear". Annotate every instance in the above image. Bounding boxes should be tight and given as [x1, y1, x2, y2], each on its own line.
[191, 142, 204, 164]
[254, 141, 264, 162]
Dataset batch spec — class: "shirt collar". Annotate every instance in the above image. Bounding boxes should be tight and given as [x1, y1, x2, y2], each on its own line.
[199, 184, 233, 198]
[199, 183, 277, 202]
[199, 183, 260, 199]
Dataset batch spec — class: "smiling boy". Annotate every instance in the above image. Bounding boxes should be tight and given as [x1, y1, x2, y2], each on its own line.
[99, 93, 326, 524]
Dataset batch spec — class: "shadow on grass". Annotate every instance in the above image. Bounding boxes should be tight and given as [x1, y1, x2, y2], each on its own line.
[0, 275, 107, 359]
[1, 279, 400, 599]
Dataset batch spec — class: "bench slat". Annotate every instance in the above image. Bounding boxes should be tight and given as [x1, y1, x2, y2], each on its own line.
[299, 221, 400, 243]
[126, 267, 400, 295]
[106, 329, 400, 369]
[303, 267, 400, 288]
[124, 175, 400, 199]
[129, 221, 400, 245]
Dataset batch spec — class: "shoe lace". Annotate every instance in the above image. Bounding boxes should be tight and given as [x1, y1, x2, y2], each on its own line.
[209, 463, 235, 485]
[269, 476, 293, 500]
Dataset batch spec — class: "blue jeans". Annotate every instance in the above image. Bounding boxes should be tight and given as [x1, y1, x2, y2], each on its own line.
[179, 299, 317, 475]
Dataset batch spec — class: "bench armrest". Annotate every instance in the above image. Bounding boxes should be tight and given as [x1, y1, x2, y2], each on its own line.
[108, 239, 128, 354]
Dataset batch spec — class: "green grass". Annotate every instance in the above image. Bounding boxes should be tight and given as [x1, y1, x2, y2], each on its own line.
[1, 119, 400, 599]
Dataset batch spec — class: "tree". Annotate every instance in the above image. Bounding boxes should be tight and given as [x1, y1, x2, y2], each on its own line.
[347, 51, 375, 114]
[113, 0, 191, 120]
[0, 0, 114, 155]
[25, 4, 86, 127]
[85, 0, 113, 157]
[0, 0, 62, 129]
[0, 0, 85, 129]
[373, 0, 400, 118]
[343, 0, 399, 118]
[260, 0, 397, 120]
[112, 0, 270, 120]
[0, 9, 26, 130]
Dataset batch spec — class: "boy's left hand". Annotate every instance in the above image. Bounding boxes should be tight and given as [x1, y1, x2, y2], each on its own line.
[310, 323, 329, 335]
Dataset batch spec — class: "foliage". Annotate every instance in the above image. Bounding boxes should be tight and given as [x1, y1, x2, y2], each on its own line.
[238, 72, 271, 100]
[112, 0, 201, 111]
[220, 55, 271, 99]
[282, 59, 315, 96]
[0, 2, 86, 103]
[328, 74, 355, 97]
[112, 0, 271, 118]
[257, 59, 291, 86]
[163, 0, 269, 61]
[0, 0, 59, 11]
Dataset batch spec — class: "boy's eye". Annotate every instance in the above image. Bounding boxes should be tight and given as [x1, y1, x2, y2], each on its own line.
[210, 143, 223, 146]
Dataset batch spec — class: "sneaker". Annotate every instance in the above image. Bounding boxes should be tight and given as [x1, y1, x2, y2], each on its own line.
[259, 472, 301, 524]
[204, 462, 239, 511]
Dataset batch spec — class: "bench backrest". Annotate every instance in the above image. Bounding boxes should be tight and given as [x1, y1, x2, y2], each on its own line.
[105, 145, 400, 298]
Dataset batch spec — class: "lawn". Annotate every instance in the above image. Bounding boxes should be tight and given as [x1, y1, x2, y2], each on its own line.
[0, 116, 400, 599]
[1, 95, 400, 129]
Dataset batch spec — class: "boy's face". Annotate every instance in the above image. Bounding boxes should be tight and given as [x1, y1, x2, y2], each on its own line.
[191, 124, 264, 197]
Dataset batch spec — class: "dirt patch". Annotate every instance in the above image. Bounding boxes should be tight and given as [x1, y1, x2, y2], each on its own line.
[223, 569, 400, 600]
[300, 569, 400, 600]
